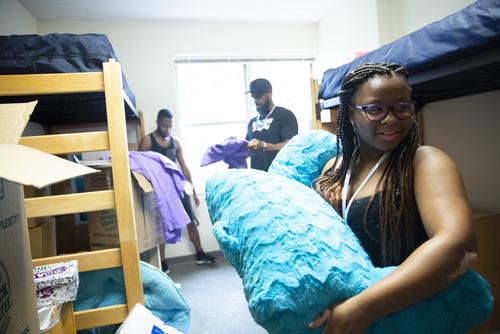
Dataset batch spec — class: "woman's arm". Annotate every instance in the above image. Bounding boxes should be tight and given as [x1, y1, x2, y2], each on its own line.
[310, 145, 477, 334]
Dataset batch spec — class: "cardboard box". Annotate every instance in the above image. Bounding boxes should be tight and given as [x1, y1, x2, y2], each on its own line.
[0, 101, 97, 334]
[84, 164, 164, 253]
[29, 217, 57, 259]
[24, 186, 57, 259]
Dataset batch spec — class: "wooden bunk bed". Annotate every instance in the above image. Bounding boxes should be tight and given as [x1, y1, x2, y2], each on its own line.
[0, 60, 144, 331]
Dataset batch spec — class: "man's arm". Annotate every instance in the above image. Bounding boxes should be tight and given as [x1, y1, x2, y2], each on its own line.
[247, 139, 290, 152]
[174, 137, 200, 206]
[138, 134, 152, 151]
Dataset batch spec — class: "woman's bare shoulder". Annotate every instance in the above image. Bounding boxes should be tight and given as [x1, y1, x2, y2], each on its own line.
[321, 156, 342, 176]
[414, 145, 455, 169]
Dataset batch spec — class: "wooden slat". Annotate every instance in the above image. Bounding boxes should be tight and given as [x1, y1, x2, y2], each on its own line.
[120, 241, 143, 308]
[19, 131, 110, 154]
[25, 190, 115, 218]
[103, 60, 144, 309]
[417, 111, 425, 145]
[0, 72, 104, 96]
[75, 304, 128, 330]
[139, 109, 146, 139]
[32, 248, 122, 272]
[310, 78, 322, 130]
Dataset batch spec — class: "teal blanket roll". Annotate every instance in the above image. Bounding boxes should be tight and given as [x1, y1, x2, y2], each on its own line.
[206, 130, 493, 334]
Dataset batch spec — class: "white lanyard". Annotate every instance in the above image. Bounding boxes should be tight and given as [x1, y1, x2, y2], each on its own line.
[342, 150, 389, 222]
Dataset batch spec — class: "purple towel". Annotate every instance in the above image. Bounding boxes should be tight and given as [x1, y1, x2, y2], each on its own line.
[129, 151, 190, 243]
[201, 137, 250, 169]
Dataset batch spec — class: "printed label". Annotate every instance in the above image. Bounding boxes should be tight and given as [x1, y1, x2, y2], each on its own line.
[99, 210, 117, 231]
[0, 214, 19, 231]
[0, 261, 12, 334]
[151, 325, 166, 334]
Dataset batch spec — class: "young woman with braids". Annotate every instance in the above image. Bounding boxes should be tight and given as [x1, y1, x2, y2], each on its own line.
[309, 63, 478, 334]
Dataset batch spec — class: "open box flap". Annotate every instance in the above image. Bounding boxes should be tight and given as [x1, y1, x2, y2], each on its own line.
[0, 144, 98, 188]
[131, 170, 154, 193]
[0, 101, 37, 144]
[79, 160, 153, 193]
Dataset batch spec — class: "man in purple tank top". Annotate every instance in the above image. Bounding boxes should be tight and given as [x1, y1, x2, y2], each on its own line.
[139, 109, 216, 273]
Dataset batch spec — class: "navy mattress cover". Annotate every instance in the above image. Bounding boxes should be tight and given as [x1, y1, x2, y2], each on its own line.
[0, 33, 137, 124]
[318, 0, 500, 104]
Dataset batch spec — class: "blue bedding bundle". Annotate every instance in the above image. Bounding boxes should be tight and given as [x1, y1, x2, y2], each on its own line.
[205, 130, 493, 334]
[0, 33, 138, 124]
[75, 261, 190, 333]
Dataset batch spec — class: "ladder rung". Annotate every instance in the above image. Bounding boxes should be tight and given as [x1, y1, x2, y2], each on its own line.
[25, 190, 115, 218]
[0, 72, 104, 96]
[75, 304, 127, 330]
[32, 248, 122, 272]
[19, 131, 110, 155]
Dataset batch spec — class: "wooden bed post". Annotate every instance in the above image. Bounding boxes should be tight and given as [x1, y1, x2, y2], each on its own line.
[102, 59, 144, 310]
[310, 78, 338, 134]
[416, 110, 424, 145]
[310, 78, 322, 130]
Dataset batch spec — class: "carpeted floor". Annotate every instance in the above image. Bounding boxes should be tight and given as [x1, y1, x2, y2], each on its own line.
[168, 255, 268, 334]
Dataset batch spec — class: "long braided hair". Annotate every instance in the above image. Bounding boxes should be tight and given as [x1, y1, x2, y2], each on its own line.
[315, 62, 420, 266]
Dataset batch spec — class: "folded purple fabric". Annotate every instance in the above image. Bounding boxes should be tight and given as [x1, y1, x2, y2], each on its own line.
[129, 151, 190, 243]
[201, 137, 250, 169]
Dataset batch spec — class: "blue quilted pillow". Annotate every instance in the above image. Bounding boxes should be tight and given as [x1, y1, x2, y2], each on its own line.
[268, 130, 339, 186]
[205, 130, 493, 334]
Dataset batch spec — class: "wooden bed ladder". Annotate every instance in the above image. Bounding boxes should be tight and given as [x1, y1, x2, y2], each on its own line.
[0, 60, 144, 330]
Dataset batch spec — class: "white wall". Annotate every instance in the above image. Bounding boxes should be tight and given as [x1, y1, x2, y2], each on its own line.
[423, 90, 500, 214]
[316, 0, 380, 77]
[0, 0, 37, 35]
[38, 19, 316, 258]
[38, 20, 316, 137]
[376, 0, 475, 45]
[315, 0, 475, 75]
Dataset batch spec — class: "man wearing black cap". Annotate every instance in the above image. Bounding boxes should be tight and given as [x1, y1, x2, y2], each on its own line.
[245, 78, 298, 171]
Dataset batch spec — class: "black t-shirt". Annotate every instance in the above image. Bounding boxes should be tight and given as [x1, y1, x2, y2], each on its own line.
[245, 106, 298, 171]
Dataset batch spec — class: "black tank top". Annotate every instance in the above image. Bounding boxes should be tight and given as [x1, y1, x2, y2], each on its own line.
[150, 133, 176, 162]
[347, 193, 428, 267]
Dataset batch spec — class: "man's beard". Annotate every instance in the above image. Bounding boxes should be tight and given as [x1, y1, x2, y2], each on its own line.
[157, 128, 169, 138]
[256, 97, 271, 115]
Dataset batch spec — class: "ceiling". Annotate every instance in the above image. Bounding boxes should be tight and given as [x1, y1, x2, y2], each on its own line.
[19, 0, 341, 23]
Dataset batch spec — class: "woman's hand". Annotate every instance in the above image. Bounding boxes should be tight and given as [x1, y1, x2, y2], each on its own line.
[447, 251, 477, 282]
[308, 298, 374, 334]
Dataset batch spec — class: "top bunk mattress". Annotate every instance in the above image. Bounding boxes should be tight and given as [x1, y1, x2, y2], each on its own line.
[319, 0, 500, 106]
[0, 33, 138, 125]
